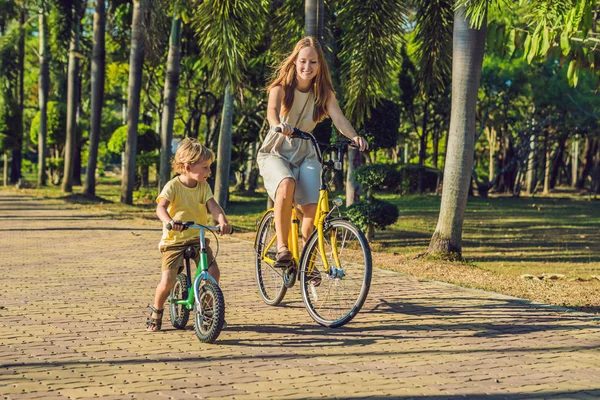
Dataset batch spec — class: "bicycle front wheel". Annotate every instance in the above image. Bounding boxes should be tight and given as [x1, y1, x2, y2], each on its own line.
[300, 219, 372, 328]
[193, 281, 225, 343]
[255, 210, 287, 306]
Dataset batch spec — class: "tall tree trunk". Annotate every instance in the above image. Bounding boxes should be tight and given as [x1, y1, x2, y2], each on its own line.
[84, 0, 106, 197]
[576, 137, 592, 189]
[62, 5, 81, 193]
[305, 0, 324, 40]
[214, 84, 234, 209]
[571, 136, 579, 187]
[428, 6, 486, 259]
[418, 102, 429, 194]
[159, 8, 182, 191]
[432, 125, 440, 170]
[543, 132, 550, 194]
[38, 2, 49, 187]
[549, 136, 566, 189]
[526, 134, 536, 194]
[346, 148, 364, 207]
[121, 0, 147, 204]
[11, 8, 26, 184]
[487, 127, 495, 182]
[592, 144, 600, 194]
[3, 152, 8, 186]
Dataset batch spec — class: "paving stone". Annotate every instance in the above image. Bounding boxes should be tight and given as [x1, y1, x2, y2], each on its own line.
[1, 193, 599, 399]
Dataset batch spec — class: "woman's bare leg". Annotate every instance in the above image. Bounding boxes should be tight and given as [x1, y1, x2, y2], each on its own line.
[299, 203, 317, 245]
[274, 178, 295, 251]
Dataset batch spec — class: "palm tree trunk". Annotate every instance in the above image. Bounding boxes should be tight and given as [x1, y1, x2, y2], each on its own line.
[11, 8, 25, 184]
[214, 84, 234, 209]
[345, 148, 364, 206]
[305, 0, 324, 40]
[37, 2, 49, 187]
[62, 5, 81, 193]
[526, 134, 536, 194]
[428, 6, 487, 259]
[121, 0, 147, 204]
[84, 0, 106, 197]
[3, 151, 8, 186]
[571, 136, 579, 187]
[159, 8, 182, 191]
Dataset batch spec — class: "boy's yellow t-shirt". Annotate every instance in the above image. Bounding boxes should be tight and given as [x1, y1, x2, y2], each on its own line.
[157, 177, 213, 248]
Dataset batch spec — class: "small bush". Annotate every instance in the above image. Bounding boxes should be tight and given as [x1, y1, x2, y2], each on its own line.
[347, 198, 399, 233]
[354, 164, 401, 192]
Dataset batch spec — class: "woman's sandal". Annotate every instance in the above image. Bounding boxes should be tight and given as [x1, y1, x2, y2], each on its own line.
[146, 305, 164, 332]
[274, 247, 293, 268]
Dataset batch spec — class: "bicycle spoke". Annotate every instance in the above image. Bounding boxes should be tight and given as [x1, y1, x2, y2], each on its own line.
[301, 220, 372, 327]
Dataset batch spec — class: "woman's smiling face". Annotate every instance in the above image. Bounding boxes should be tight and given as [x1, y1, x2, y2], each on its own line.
[295, 47, 320, 83]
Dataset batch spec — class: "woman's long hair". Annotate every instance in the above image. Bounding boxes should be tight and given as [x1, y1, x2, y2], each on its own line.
[267, 37, 334, 123]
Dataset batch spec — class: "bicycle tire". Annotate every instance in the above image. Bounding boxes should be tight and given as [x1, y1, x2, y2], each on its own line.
[255, 210, 287, 306]
[169, 273, 190, 329]
[300, 219, 372, 328]
[193, 280, 225, 343]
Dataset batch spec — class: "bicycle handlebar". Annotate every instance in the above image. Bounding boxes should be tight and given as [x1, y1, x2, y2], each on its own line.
[166, 221, 234, 235]
[273, 126, 358, 149]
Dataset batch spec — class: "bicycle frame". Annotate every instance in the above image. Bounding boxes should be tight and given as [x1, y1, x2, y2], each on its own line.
[257, 185, 341, 275]
[170, 224, 219, 310]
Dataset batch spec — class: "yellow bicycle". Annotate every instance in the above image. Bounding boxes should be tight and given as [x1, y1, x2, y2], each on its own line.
[254, 128, 372, 328]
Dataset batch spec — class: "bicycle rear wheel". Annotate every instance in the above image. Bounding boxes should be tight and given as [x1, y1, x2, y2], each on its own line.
[169, 273, 190, 329]
[300, 219, 372, 328]
[193, 281, 225, 344]
[255, 210, 287, 305]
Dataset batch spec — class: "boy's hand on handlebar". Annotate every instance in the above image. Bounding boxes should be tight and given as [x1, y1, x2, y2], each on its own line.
[275, 123, 293, 136]
[217, 222, 233, 236]
[168, 220, 184, 232]
[352, 136, 369, 152]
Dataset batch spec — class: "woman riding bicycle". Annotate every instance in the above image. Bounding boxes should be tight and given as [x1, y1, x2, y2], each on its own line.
[257, 36, 368, 268]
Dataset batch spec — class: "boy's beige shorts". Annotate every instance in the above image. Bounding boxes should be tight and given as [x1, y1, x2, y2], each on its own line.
[159, 238, 213, 272]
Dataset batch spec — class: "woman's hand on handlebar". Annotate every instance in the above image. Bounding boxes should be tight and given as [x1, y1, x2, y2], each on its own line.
[274, 123, 293, 136]
[352, 136, 369, 152]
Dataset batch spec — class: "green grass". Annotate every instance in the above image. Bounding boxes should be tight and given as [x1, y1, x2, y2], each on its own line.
[5, 172, 599, 282]
[372, 192, 600, 280]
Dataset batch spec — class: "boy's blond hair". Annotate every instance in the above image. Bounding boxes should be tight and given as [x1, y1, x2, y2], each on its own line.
[171, 137, 215, 175]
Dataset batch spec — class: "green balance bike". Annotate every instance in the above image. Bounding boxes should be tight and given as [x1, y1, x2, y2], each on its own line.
[167, 222, 231, 343]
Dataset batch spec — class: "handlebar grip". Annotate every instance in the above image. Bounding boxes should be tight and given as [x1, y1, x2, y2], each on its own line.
[166, 221, 188, 231]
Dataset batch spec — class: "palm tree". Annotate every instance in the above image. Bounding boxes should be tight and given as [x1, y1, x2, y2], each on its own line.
[427, 4, 487, 258]
[83, 0, 106, 197]
[37, 0, 49, 187]
[158, 3, 182, 191]
[426, 0, 592, 258]
[62, 0, 83, 193]
[336, 0, 405, 204]
[194, 0, 268, 209]
[121, 0, 147, 204]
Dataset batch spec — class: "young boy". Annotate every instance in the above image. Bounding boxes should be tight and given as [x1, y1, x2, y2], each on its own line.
[146, 138, 232, 332]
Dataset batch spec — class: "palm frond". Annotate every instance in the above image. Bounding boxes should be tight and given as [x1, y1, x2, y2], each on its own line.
[193, 0, 269, 89]
[337, 0, 406, 127]
[414, 0, 453, 99]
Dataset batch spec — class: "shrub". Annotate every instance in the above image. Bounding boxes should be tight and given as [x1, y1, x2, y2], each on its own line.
[347, 198, 399, 233]
[349, 162, 400, 240]
[354, 164, 401, 192]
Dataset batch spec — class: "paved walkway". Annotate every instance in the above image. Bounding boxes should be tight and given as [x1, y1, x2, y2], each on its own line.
[1, 192, 599, 399]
